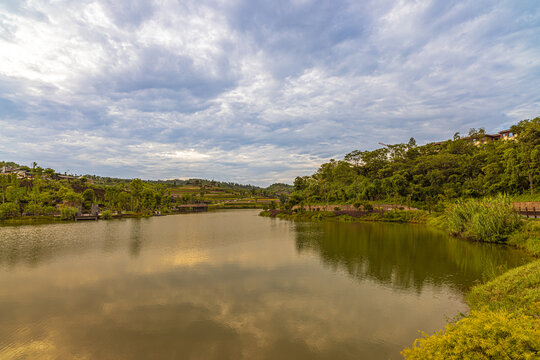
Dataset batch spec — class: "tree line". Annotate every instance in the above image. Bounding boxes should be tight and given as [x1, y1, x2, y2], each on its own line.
[0, 163, 293, 219]
[288, 118, 539, 210]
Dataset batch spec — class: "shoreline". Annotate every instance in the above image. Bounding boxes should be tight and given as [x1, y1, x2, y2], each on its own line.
[0, 205, 265, 226]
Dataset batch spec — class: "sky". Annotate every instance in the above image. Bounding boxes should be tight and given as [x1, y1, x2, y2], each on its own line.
[0, 0, 539, 186]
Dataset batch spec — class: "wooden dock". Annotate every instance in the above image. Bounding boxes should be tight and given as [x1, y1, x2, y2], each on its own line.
[75, 215, 98, 221]
[75, 204, 99, 221]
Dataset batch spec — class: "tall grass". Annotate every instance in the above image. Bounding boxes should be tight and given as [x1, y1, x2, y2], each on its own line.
[446, 195, 521, 243]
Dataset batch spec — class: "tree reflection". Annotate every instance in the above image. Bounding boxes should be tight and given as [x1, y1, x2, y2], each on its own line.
[294, 221, 529, 293]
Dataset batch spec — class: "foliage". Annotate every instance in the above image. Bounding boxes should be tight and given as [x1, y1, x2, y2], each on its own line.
[289, 118, 539, 207]
[353, 200, 372, 211]
[0, 202, 19, 219]
[401, 310, 539, 359]
[1, 161, 284, 221]
[60, 206, 78, 220]
[507, 220, 540, 256]
[445, 195, 521, 242]
[404, 259, 540, 359]
[510, 193, 540, 202]
[101, 210, 113, 220]
[467, 260, 540, 318]
[24, 204, 57, 216]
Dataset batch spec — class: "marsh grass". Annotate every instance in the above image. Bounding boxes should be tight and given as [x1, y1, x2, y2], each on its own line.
[446, 195, 521, 243]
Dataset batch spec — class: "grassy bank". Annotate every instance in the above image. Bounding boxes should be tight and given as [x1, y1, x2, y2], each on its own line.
[402, 260, 540, 359]
[0, 215, 64, 226]
[402, 197, 539, 358]
[260, 209, 430, 223]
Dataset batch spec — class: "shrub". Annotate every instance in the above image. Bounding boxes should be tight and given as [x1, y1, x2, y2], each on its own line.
[60, 206, 78, 220]
[24, 203, 44, 215]
[0, 202, 19, 219]
[42, 206, 58, 215]
[402, 310, 539, 360]
[101, 210, 113, 220]
[25, 204, 56, 216]
[353, 200, 373, 211]
[446, 195, 521, 242]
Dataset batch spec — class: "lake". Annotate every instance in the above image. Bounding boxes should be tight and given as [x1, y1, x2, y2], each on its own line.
[0, 210, 530, 359]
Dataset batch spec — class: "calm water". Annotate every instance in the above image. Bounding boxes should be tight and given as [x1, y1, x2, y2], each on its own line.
[0, 210, 530, 360]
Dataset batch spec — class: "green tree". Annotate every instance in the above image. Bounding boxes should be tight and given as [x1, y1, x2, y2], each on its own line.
[511, 117, 540, 195]
[129, 179, 144, 211]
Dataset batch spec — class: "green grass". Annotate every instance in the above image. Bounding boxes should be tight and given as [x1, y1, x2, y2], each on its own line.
[467, 259, 540, 317]
[403, 260, 540, 359]
[401, 310, 539, 360]
[260, 209, 430, 223]
[509, 193, 540, 202]
[507, 220, 540, 256]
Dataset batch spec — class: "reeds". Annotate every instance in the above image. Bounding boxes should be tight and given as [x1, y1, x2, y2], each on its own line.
[446, 195, 521, 243]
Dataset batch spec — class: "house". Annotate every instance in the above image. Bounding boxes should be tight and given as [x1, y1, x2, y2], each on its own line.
[56, 174, 78, 181]
[0, 167, 32, 178]
[1, 166, 15, 175]
[497, 129, 517, 141]
[474, 129, 517, 145]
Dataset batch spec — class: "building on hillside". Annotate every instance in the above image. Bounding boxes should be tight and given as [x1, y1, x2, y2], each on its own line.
[56, 174, 78, 181]
[15, 170, 33, 179]
[474, 129, 517, 145]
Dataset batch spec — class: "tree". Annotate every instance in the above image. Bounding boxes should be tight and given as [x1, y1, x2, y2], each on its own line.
[511, 118, 540, 195]
[0, 175, 7, 203]
[129, 179, 144, 211]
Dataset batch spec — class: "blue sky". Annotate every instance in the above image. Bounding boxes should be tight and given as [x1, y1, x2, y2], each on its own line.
[0, 0, 539, 186]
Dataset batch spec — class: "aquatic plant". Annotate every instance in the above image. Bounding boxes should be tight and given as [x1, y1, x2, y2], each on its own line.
[446, 195, 521, 242]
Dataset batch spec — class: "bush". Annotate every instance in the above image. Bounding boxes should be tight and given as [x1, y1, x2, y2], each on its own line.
[446, 195, 521, 242]
[24, 203, 44, 215]
[0, 202, 19, 219]
[60, 206, 78, 220]
[404, 260, 540, 359]
[353, 200, 373, 211]
[101, 210, 113, 220]
[42, 206, 58, 215]
[401, 310, 539, 360]
[25, 204, 57, 215]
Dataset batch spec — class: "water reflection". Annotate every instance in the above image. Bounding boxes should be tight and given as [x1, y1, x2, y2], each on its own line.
[0, 211, 531, 360]
[294, 221, 529, 293]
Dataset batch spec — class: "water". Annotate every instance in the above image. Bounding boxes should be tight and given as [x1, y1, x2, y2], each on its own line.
[0, 210, 530, 359]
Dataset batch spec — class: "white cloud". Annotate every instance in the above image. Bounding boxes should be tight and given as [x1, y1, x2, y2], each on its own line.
[0, 0, 539, 185]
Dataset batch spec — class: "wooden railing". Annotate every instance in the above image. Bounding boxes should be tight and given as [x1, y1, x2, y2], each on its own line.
[512, 202, 540, 218]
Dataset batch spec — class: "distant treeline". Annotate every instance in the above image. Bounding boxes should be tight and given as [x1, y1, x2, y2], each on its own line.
[0, 163, 293, 219]
[287, 118, 539, 210]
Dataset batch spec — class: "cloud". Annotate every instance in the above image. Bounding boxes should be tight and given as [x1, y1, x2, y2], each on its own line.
[0, 0, 539, 185]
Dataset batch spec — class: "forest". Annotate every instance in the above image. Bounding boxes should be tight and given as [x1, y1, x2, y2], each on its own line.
[287, 118, 539, 210]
